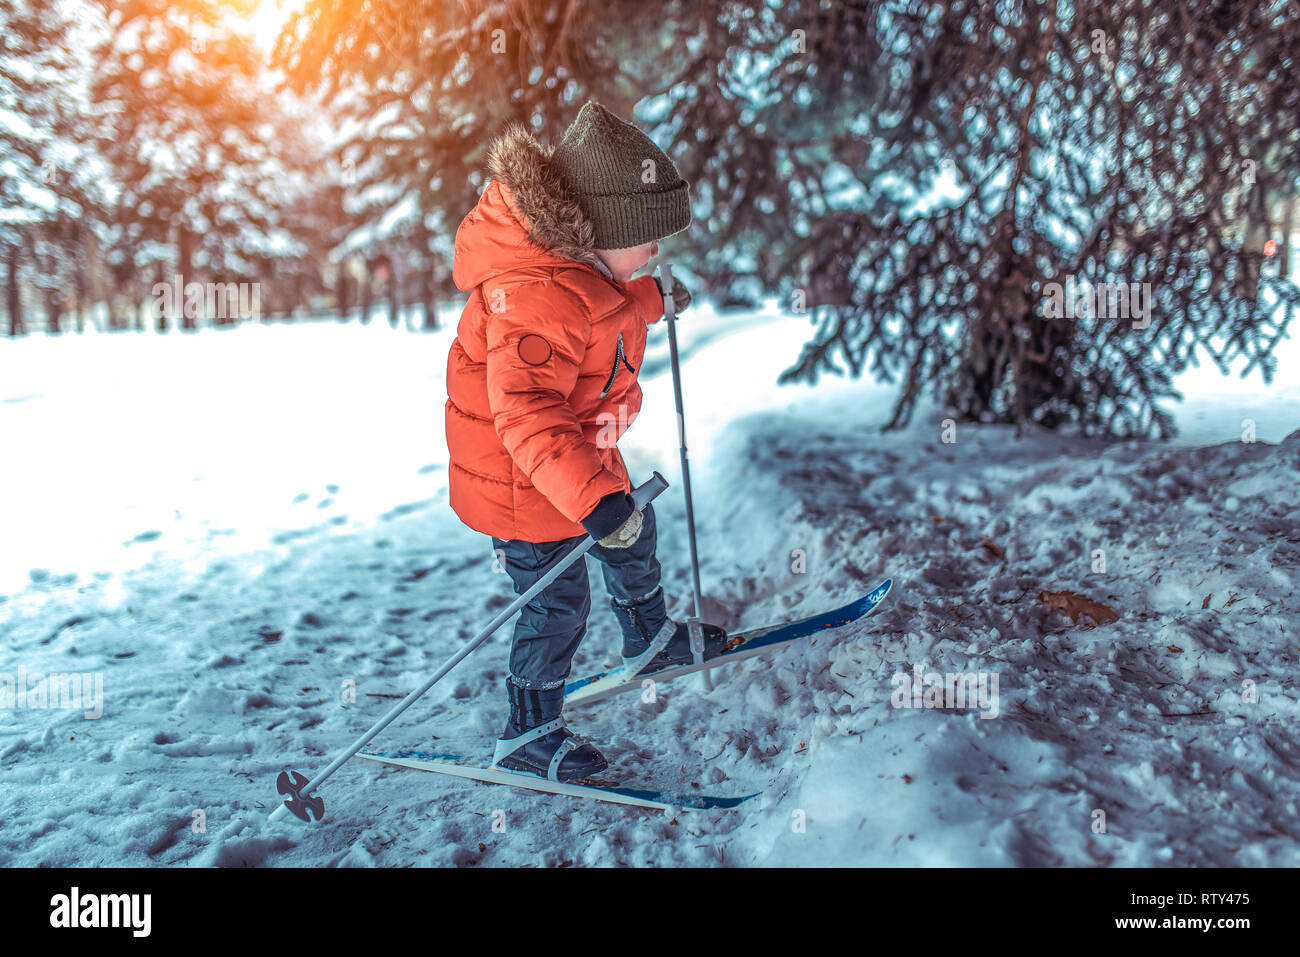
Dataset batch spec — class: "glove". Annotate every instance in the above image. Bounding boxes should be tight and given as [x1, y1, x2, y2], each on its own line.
[598, 508, 643, 549]
[654, 275, 692, 315]
[581, 489, 643, 548]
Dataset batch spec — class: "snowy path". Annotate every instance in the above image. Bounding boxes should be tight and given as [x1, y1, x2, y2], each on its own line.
[0, 309, 1296, 866]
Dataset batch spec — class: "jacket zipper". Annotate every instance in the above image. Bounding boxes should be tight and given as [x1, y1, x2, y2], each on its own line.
[599, 332, 636, 398]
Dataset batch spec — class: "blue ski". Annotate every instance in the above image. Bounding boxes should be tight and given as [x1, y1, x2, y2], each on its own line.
[357, 747, 757, 811]
[565, 579, 892, 706]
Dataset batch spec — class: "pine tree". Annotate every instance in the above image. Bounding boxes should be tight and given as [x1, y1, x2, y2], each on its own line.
[656, 0, 1300, 437]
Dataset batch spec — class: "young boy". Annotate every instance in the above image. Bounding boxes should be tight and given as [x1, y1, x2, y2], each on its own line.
[445, 101, 728, 782]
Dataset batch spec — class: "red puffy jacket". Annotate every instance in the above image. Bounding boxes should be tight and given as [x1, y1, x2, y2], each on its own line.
[446, 125, 666, 543]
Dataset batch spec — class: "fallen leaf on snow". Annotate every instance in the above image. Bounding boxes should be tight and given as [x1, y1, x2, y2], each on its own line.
[1037, 589, 1119, 626]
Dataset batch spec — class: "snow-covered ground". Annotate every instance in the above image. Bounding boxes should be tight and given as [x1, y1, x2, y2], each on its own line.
[1, 300, 1297, 867]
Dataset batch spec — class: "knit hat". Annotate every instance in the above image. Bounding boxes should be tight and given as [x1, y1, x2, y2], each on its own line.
[550, 101, 692, 250]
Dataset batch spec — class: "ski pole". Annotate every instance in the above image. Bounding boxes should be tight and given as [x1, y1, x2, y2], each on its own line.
[267, 470, 671, 827]
[659, 264, 712, 693]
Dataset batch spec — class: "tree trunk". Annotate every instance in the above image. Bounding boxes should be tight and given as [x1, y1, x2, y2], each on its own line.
[388, 257, 401, 328]
[359, 261, 371, 324]
[422, 261, 437, 331]
[419, 218, 439, 331]
[133, 285, 144, 331]
[113, 292, 130, 331]
[6, 246, 23, 337]
[154, 261, 170, 332]
[178, 224, 194, 330]
[73, 244, 87, 333]
[260, 259, 274, 322]
[337, 261, 350, 320]
[1279, 195, 1295, 280]
[46, 287, 63, 334]
[83, 223, 101, 332]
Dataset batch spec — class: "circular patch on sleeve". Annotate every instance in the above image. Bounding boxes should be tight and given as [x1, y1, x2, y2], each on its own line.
[517, 333, 552, 365]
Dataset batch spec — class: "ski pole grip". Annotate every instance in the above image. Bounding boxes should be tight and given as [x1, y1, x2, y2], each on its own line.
[660, 263, 674, 297]
[630, 471, 669, 511]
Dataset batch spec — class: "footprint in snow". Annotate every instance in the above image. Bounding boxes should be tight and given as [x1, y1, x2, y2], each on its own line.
[272, 526, 323, 545]
[380, 500, 433, 521]
[214, 836, 296, 867]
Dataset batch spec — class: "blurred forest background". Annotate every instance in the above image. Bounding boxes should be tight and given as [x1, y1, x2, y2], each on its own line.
[3, 0, 1298, 436]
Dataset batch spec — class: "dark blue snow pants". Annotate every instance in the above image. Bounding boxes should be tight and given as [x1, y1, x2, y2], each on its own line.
[490, 502, 664, 690]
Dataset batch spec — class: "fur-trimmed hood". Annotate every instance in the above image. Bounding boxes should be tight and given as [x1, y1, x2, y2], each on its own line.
[452, 124, 605, 290]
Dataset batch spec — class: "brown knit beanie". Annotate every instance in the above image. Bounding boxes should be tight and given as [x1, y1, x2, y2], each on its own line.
[549, 101, 692, 250]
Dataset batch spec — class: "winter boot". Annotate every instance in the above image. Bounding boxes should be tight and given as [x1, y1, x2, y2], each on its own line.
[609, 584, 728, 677]
[492, 677, 607, 782]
